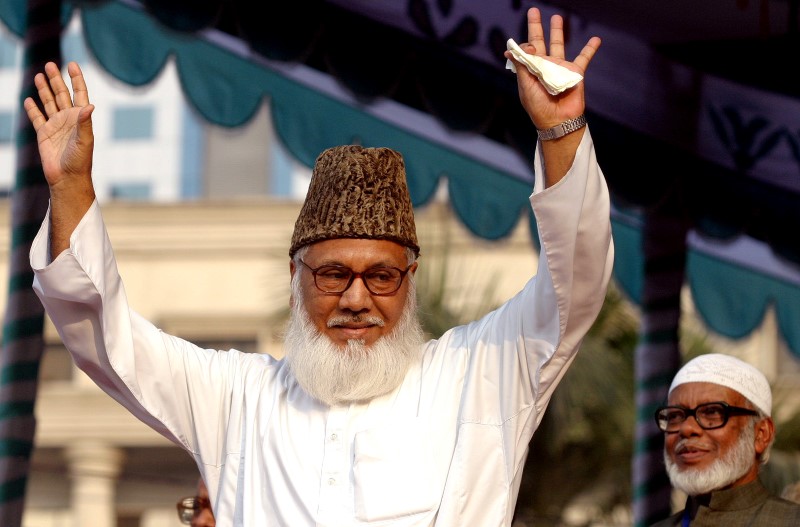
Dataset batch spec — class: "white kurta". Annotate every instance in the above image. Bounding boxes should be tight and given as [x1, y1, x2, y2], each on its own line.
[31, 130, 613, 527]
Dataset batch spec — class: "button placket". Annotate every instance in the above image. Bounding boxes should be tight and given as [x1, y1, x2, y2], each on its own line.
[317, 407, 348, 517]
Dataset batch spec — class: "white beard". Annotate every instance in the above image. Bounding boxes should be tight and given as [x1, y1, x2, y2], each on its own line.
[283, 281, 425, 406]
[664, 421, 756, 496]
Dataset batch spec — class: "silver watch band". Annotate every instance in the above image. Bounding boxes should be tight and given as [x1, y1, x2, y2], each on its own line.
[536, 114, 587, 141]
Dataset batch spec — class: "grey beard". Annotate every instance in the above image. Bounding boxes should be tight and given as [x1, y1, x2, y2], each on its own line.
[283, 285, 425, 406]
[664, 421, 756, 496]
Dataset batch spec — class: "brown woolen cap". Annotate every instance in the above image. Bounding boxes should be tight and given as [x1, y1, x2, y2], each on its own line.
[289, 145, 420, 257]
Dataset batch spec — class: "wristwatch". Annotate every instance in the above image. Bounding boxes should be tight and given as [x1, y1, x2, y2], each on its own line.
[536, 114, 587, 141]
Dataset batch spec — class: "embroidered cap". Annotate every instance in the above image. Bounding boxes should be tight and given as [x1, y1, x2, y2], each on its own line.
[669, 353, 772, 416]
[289, 145, 419, 257]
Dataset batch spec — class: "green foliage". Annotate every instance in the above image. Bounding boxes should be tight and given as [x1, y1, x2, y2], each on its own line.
[414, 234, 645, 524]
[413, 253, 501, 339]
[776, 411, 800, 450]
[515, 282, 640, 525]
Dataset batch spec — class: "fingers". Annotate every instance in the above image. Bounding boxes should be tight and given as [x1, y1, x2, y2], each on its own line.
[33, 62, 90, 117]
[523, 7, 600, 69]
[44, 62, 73, 115]
[34, 69, 59, 119]
[547, 14, 565, 59]
[68, 62, 90, 107]
[26, 61, 92, 131]
[525, 8, 564, 58]
[78, 104, 95, 128]
[526, 8, 546, 56]
[572, 36, 602, 73]
[23, 97, 46, 131]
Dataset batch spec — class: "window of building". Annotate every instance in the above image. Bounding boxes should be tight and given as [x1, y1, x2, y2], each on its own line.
[61, 30, 89, 64]
[112, 106, 155, 140]
[110, 182, 152, 200]
[0, 33, 18, 69]
[0, 111, 14, 143]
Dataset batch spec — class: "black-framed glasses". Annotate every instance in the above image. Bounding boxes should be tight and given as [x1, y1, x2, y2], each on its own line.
[299, 259, 413, 296]
[176, 496, 211, 524]
[654, 401, 759, 432]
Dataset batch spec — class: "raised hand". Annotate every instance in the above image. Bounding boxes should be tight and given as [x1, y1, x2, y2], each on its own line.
[24, 61, 97, 257]
[24, 61, 95, 191]
[505, 7, 601, 187]
[506, 7, 601, 131]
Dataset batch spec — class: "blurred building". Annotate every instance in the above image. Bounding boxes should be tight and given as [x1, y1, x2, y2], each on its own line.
[2, 9, 799, 527]
[0, 16, 310, 202]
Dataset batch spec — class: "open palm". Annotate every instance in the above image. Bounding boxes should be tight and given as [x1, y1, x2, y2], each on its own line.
[23, 61, 94, 189]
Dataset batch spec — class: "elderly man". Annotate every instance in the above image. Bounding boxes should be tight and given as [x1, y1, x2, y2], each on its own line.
[652, 353, 800, 526]
[25, 7, 612, 527]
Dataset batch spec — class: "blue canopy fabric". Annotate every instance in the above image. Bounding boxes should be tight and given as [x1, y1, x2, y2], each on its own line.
[3, 2, 800, 526]
[15, 0, 791, 357]
[12, 0, 797, 356]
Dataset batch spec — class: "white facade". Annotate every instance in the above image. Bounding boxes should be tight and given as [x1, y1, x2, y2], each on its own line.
[0, 14, 310, 203]
[1, 17, 185, 201]
[0, 24, 23, 198]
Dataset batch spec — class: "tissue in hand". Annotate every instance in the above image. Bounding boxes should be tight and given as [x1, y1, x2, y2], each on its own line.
[505, 38, 583, 95]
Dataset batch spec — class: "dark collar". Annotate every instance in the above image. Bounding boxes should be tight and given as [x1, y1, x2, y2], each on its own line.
[684, 478, 770, 519]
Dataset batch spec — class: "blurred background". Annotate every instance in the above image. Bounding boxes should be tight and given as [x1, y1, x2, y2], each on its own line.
[1, 1, 799, 526]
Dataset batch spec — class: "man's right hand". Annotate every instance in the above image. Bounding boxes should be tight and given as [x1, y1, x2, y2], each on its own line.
[24, 61, 97, 257]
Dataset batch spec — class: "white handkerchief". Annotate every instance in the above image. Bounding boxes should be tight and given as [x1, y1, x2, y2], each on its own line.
[505, 38, 583, 95]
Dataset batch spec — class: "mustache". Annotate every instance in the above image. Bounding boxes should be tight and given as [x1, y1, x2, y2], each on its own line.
[674, 438, 711, 455]
[327, 314, 385, 328]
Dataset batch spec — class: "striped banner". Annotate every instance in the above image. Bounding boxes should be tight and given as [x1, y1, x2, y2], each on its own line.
[0, 0, 62, 524]
[631, 198, 688, 526]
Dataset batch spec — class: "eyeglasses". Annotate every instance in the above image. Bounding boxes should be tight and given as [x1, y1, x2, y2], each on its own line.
[654, 401, 759, 432]
[299, 259, 413, 296]
[176, 496, 211, 524]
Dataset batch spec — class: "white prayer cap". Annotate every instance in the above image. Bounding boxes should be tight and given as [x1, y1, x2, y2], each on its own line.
[669, 353, 771, 416]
